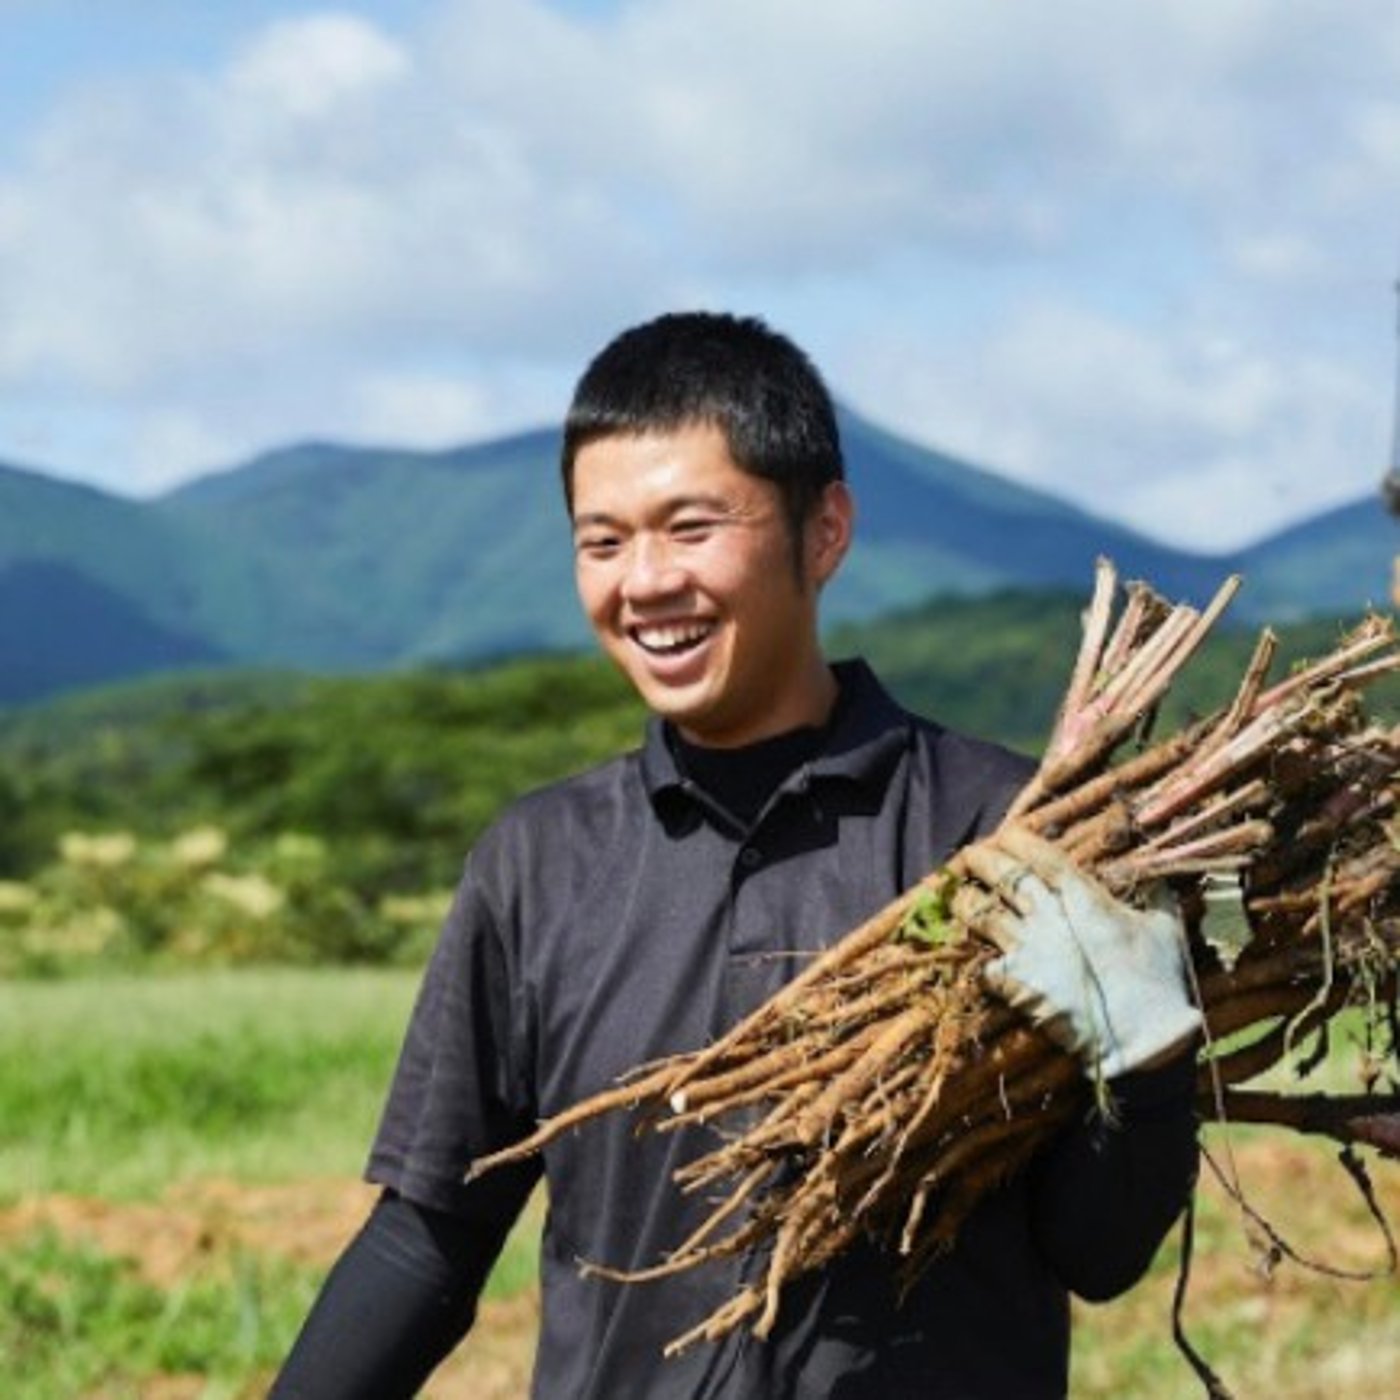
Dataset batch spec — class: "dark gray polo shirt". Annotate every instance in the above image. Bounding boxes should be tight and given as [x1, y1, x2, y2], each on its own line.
[368, 660, 1197, 1399]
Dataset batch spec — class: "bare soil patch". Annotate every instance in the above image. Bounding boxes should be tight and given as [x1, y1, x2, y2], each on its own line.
[3, 1134, 1396, 1399]
[0, 1177, 377, 1288]
[1, 1176, 538, 1397]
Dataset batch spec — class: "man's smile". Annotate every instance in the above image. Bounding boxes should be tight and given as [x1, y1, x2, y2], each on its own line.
[630, 621, 717, 656]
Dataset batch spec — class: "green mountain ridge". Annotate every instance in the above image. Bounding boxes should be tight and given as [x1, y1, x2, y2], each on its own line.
[0, 411, 1391, 705]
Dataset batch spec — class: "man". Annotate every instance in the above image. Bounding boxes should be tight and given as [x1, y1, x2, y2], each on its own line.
[273, 311, 1200, 1398]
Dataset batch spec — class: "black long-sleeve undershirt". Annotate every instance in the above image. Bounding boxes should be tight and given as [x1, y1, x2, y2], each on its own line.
[270, 1055, 1197, 1398]
[269, 1191, 500, 1400]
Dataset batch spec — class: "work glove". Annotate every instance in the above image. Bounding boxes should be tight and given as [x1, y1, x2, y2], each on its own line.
[962, 824, 1202, 1080]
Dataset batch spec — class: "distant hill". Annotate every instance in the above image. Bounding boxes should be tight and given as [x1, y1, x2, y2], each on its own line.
[0, 560, 224, 699]
[1230, 498, 1395, 620]
[826, 412, 1222, 613]
[157, 431, 581, 665]
[0, 411, 1391, 704]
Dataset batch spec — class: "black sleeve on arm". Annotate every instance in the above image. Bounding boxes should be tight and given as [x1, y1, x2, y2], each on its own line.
[269, 1189, 512, 1400]
[1029, 1050, 1200, 1302]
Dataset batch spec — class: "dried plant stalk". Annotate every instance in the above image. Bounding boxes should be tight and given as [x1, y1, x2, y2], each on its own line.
[471, 560, 1400, 1355]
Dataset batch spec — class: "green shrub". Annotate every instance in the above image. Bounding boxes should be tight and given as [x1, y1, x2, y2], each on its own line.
[0, 825, 452, 973]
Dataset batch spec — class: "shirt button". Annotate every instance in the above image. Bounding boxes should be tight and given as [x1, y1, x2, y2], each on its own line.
[739, 847, 763, 869]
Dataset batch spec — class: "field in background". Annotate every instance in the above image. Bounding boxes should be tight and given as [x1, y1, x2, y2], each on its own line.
[2, 970, 1397, 1397]
[3, 603, 1396, 1394]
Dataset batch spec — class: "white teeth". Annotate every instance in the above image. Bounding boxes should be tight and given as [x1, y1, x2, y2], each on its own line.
[634, 622, 712, 654]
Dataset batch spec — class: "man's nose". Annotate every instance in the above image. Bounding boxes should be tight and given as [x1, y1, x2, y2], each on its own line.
[621, 534, 686, 602]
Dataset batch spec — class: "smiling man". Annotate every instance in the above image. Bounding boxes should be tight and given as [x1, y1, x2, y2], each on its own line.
[272, 312, 1200, 1399]
[570, 419, 850, 746]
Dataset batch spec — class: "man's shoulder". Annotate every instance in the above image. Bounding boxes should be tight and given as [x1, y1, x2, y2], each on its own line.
[481, 745, 646, 845]
[832, 657, 1036, 816]
[902, 709, 1037, 828]
[911, 713, 1037, 783]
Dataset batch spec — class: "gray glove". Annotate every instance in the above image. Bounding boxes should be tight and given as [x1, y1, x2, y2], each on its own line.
[963, 825, 1202, 1080]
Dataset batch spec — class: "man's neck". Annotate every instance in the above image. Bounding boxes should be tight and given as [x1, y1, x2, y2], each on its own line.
[668, 676, 847, 826]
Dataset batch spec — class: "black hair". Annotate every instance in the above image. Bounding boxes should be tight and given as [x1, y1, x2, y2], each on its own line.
[561, 311, 844, 542]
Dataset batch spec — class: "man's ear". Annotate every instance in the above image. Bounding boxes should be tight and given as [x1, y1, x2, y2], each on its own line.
[807, 480, 854, 587]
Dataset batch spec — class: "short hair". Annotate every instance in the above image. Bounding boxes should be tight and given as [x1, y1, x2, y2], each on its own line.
[561, 311, 844, 540]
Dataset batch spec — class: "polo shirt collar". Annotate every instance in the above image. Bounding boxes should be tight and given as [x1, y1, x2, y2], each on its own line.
[639, 658, 915, 810]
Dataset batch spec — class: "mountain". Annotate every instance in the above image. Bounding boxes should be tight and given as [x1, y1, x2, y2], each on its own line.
[825, 412, 1221, 612]
[1233, 498, 1395, 620]
[0, 559, 224, 699]
[153, 407, 1228, 662]
[157, 432, 582, 665]
[0, 413, 1390, 704]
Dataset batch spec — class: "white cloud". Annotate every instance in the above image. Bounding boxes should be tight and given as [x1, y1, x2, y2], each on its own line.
[0, 0, 1398, 544]
[0, 4, 660, 400]
[410, 0, 1400, 274]
[125, 408, 239, 494]
[840, 299, 1380, 549]
[347, 362, 573, 447]
[226, 13, 411, 120]
[351, 372, 494, 446]
[1225, 232, 1332, 283]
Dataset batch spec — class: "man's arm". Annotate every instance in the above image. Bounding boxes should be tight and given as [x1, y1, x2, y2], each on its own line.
[270, 1189, 514, 1400]
[964, 825, 1202, 1299]
[1029, 1052, 1199, 1300]
[274, 842, 541, 1396]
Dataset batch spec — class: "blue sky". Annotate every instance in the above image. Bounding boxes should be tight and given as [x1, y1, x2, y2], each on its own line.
[2, 0, 1399, 550]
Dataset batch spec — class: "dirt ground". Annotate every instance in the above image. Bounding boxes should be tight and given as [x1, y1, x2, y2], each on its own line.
[0, 1176, 533, 1397]
[4, 1136, 1398, 1398]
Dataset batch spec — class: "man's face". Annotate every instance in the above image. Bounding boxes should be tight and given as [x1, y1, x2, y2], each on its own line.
[571, 423, 850, 747]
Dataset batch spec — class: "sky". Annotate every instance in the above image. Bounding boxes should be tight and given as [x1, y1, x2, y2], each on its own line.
[2, 0, 1400, 551]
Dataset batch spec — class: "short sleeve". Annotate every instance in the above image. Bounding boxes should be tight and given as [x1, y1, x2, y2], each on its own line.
[367, 855, 541, 1224]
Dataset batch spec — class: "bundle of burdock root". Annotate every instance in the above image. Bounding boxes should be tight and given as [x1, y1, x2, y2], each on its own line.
[472, 560, 1400, 1358]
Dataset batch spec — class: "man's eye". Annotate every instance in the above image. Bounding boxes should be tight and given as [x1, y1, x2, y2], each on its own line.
[672, 518, 717, 540]
[576, 535, 621, 557]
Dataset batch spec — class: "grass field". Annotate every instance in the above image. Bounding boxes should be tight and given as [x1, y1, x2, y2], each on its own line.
[2, 969, 1397, 1397]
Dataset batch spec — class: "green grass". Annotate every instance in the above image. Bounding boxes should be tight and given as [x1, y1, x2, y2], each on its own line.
[3, 968, 1397, 1397]
[0, 967, 544, 1395]
[0, 1228, 317, 1399]
[1069, 1002, 1400, 1394]
[1071, 1122, 1400, 1397]
[0, 967, 418, 1200]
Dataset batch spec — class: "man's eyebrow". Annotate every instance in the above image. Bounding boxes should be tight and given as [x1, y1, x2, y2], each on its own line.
[666, 493, 732, 514]
[572, 494, 734, 530]
[571, 510, 619, 531]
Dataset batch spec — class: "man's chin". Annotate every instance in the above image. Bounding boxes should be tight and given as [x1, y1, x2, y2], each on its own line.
[622, 665, 711, 720]
[644, 694, 710, 733]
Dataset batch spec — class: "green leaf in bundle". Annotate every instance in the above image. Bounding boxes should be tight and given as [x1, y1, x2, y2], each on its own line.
[898, 874, 960, 948]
